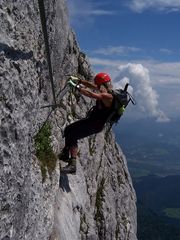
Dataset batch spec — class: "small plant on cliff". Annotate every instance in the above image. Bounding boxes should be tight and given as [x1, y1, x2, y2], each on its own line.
[34, 122, 57, 182]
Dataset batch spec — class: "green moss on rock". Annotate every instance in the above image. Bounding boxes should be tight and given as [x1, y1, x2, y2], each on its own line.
[34, 122, 57, 182]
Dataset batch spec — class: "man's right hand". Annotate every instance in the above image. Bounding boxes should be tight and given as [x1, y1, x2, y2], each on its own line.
[68, 80, 82, 92]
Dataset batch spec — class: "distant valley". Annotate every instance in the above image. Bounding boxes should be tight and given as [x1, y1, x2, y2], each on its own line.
[135, 175, 180, 240]
[114, 118, 180, 239]
[115, 117, 180, 177]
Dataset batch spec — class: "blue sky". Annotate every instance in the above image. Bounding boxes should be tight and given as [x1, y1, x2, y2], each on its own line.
[67, 0, 180, 120]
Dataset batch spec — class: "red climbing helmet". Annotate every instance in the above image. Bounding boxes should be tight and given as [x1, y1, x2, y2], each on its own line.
[94, 72, 111, 86]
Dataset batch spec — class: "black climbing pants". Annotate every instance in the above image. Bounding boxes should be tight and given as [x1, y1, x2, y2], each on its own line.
[64, 117, 105, 148]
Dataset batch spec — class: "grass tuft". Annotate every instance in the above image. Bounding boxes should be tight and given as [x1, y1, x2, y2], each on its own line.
[34, 122, 57, 182]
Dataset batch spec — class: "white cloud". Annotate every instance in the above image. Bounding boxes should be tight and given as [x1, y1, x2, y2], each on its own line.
[90, 57, 121, 67]
[114, 63, 170, 122]
[143, 61, 180, 85]
[90, 57, 180, 86]
[159, 48, 174, 54]
[84, 10, 115, 16]
[127, 0, 180, 12]
[67, 0, 116, 24]
[93, 46, 142, 56]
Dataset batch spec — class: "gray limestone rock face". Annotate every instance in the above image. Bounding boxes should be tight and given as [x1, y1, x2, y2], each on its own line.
[0, 1, 60, 239]
[0, 0, 137, 240]
[52, 132, 137, 240]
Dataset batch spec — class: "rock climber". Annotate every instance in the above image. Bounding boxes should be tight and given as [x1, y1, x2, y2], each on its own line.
[59, 72, 114, 174]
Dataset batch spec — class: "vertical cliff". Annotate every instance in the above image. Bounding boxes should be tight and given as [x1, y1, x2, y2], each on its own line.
[0, 0, 137, 240]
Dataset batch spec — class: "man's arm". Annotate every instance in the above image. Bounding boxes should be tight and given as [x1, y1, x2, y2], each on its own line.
[79, 87, 112, 101]
[80, 79, 98, 90]
[79, 87, 100, 99]
[68, 77, 112, 101]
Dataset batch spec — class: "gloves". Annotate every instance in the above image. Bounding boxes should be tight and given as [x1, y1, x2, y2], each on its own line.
[69, 76, 81, 84]
[68, 80, 81, 91]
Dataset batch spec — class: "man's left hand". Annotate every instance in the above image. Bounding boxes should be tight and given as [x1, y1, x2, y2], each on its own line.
[69, 76, 81, 84]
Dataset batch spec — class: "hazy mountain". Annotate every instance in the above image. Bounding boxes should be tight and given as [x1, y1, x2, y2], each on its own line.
[114, 117, 180, 177]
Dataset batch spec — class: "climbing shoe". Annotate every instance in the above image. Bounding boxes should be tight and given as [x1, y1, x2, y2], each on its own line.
[61, 158, 76, 175]
[58, 148, 69, 163]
